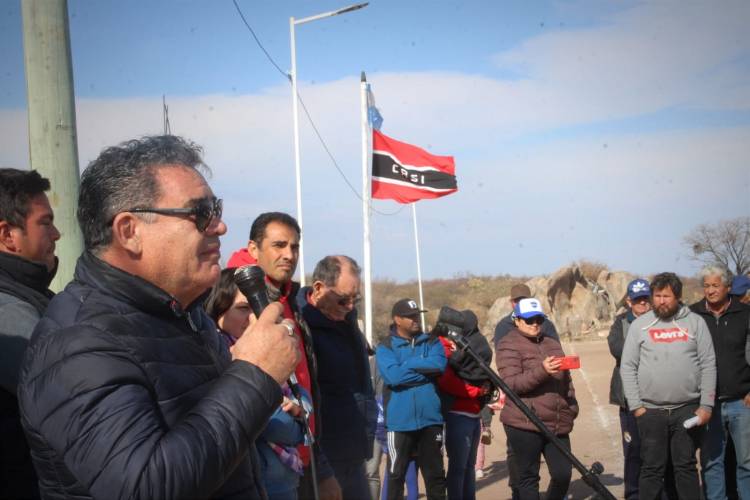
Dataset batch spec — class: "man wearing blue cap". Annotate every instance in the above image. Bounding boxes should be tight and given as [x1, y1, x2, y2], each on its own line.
[731, 274, 750, 304]
[607, 278, 653, 500]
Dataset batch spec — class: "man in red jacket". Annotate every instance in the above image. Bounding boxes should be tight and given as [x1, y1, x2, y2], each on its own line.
[245, 212, 342, 500]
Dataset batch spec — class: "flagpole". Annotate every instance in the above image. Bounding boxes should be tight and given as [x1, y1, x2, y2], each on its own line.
[411, 203, 427, 331]
[360, 73, 373, 347]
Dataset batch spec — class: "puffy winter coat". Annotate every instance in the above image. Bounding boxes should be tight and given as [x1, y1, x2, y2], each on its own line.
[18, 252, 282, 500]
[376, 329, 447, 432]
[496, 328, 578, 435]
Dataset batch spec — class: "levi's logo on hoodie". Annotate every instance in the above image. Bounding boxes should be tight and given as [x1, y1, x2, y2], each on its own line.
[649, 327, 689, 343]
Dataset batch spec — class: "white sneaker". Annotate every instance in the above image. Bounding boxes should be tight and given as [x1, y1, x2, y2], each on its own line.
[475, 469, 485, 479]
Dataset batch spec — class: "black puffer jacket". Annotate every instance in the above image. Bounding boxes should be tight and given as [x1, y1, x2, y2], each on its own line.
[690, 298, 750, 400]
[18, 252, 282, 500]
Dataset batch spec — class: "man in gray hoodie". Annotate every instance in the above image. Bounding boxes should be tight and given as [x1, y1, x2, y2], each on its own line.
[621, 272, 716, 500]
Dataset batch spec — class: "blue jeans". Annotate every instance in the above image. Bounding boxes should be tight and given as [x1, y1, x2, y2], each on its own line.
[700, 398, 750, 500]
[445, 413, 480, 500]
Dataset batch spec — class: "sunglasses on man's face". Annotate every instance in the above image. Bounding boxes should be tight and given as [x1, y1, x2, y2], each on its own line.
[127, 197, 223, 232]
[329, 289, 361, 307]
[521, 316, 545, 326]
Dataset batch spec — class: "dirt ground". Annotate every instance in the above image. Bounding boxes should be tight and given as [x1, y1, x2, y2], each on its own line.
[403, 338, 625, 499]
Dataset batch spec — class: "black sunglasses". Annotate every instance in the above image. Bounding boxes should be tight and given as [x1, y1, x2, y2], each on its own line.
[521, 316, 545, 325]
[126, 197, 223, 232]
[329, 289, 361, 307]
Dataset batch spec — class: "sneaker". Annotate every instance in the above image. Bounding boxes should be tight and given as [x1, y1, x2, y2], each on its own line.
[480, 428, 492, 445]
[475, 469, 485, 479]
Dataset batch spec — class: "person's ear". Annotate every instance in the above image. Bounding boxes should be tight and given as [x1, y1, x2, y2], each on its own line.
[110, 213, 143, 255]
[248, 240, 260, 260]
[0, 220, 21, 252]
[311, 280, 327, 299]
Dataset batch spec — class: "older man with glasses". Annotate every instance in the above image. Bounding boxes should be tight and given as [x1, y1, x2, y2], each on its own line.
[17, 135, 300, 500]
[296, 255, 376, 499]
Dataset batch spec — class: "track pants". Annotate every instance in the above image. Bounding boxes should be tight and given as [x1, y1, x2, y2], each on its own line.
[386, 425, 446, 500]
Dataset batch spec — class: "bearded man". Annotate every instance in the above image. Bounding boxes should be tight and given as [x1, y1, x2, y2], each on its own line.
[620, 272, 716, 500]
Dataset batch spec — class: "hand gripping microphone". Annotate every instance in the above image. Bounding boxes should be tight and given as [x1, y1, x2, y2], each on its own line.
[232, 265, 303, 398]
[233, 264, 318, 496]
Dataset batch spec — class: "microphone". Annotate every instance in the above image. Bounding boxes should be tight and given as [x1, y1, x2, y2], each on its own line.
[232, 265, 303, 398]
[233, 265, 271, 317]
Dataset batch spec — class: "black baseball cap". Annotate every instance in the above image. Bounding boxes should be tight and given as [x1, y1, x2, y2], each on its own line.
[391, 298, 427, 318]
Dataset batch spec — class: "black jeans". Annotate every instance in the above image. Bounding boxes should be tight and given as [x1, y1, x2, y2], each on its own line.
[503, 425, 572, 500]
[386, 425, 447, 500]
[637, 404, 702, 500]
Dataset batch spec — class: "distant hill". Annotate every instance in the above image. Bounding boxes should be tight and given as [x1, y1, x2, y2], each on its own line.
[364, 263, 702, 343]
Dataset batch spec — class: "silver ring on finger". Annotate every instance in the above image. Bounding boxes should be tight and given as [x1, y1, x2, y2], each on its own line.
[283, 322, 295, 337]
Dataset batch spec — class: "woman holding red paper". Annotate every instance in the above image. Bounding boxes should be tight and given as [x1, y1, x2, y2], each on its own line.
[495, 298, 579, 500]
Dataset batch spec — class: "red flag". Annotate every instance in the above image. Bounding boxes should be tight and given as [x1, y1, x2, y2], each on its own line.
[372, 130, 457, 204]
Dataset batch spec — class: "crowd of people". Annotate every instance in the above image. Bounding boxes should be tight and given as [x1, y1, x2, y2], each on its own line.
[0, 133, 749, 500]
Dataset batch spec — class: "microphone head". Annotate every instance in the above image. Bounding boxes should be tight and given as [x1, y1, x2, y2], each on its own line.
[233, 265, 267, 294]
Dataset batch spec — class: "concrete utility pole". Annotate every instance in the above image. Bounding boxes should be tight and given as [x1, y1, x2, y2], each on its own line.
[21, 0, 83, 291]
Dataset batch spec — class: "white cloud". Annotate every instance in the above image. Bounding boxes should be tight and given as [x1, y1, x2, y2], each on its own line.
[1, 0, 748, 280]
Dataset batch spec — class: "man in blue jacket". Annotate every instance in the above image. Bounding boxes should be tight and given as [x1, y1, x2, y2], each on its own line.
[377, 298, 447, 500]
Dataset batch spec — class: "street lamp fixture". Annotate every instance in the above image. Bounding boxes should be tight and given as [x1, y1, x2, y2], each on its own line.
[289, 2, 368, 286]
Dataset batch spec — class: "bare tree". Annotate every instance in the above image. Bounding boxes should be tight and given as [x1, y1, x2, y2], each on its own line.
[684, 216, 750, 275]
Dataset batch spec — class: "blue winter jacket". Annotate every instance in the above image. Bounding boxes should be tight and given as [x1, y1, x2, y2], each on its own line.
[376, 329, 447, 432]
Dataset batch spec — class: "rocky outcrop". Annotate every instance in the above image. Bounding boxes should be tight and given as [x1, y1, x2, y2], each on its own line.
[483, 265, 634, 340]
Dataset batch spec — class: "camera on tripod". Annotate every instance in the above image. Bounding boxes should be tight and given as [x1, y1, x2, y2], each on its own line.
[431, 306, 472, 342]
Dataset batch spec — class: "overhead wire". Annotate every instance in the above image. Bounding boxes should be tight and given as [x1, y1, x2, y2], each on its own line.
[231, 0, 405, 217]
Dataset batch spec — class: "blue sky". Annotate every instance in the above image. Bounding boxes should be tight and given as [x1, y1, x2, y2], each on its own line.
[1, 0, 749, 281]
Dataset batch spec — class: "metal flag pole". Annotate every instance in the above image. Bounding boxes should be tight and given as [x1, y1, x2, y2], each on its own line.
[411, 203, 427, 331]
[360, 73, 374, 347]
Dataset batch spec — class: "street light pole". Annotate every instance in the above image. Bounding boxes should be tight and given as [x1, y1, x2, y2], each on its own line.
[289, 2, 367, 286]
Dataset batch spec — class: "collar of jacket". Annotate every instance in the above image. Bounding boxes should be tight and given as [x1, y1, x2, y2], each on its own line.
[510, 327, 544, 343]
[296, 285, 358, 330]
[0, 251, 56, 314]
[388, 326, 430, 346]
[691, 296, 746, 317]
[0, 250, 56, 293]
[75, 251, 207, 319]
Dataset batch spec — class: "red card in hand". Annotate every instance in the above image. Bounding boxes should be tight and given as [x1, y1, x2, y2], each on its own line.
[556, 355, 580, 370]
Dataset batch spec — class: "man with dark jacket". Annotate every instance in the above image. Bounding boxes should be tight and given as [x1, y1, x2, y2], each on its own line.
[377, 298, 448, 500]
[0, 168, 60, 499]
[297, 255, 376, 499]
[245, 211, 341, 500]
[17, 135, 300, 500]
[690, 264, 750, 500]
[607, 278, 653, 500]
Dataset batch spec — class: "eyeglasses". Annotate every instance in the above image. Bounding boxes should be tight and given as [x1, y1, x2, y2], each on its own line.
[329, 289, 361, 307]
[521, 316, 545, 325]
[126, 197, 223, 232]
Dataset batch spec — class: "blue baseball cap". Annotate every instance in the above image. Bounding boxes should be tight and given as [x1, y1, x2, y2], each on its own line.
[627, 279, 651, 300]
[731, 275, 750, 296]
[514, 298, 545, 319]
